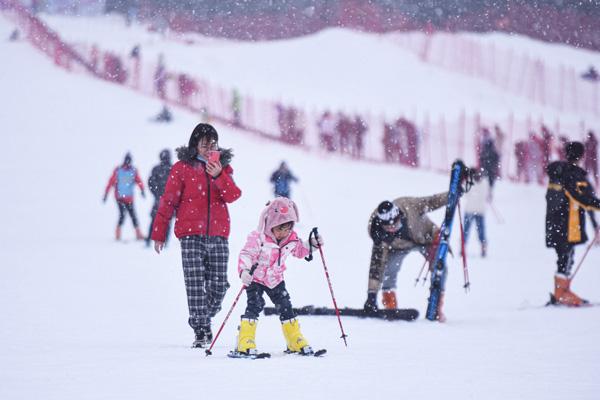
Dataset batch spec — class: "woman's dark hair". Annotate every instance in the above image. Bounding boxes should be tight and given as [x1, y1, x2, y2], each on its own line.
[188, 123, 218, 152]
[176, 123, 219, 163]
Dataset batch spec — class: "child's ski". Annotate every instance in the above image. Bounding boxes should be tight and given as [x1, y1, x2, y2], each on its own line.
[284, 348, 327, 357]
[426, 160, 472, 321]
[227, 349, 325, 359]
[227, 350, 271, 359]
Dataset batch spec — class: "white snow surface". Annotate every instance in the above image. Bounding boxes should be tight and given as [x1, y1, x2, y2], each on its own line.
[1, 15, 600, 400]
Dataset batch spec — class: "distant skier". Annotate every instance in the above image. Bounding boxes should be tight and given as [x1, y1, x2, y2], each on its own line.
[154, 54, 167, 99]
[103, 152, 146, 241]
[581, 65, 599, 82]
[478, 128, 500, 188]
[153, 105, 172, 123]
[231, 88, 242, 127]
[584, 130, 598, 188]
[270, 161, 298, 198]
[363, 192, 447, 313]
[232, 197, 323, 358]
[546, 141, 600, 306]
[9, 29, 19, 41]
[146, 149, 172, 247]
[151, 123, 242, 348]
[462, 168, 490, 257]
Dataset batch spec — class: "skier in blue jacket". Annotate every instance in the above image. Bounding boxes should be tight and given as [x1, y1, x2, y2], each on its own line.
[270, 161, 298, 198]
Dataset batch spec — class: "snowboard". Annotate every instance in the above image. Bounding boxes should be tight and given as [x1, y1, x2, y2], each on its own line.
[263, 305, 419, 321]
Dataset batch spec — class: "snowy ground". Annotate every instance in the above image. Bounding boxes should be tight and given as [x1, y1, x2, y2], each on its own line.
[1, 15, 600, 400]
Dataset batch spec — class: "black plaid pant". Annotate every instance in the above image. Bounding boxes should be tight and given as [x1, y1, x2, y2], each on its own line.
[180, 235, 230, 332]
[242, 281, 295, 321]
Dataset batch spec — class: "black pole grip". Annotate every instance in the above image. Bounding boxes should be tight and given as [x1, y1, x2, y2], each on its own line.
[249, 263, 258, 275]
[304, 227, 318, 261]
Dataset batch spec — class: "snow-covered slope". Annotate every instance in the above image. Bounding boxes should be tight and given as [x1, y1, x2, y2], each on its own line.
[1, 14, 599, 400]
[40, 14, 600, 125]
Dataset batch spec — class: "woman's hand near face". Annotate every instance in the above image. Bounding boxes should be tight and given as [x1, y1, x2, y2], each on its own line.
[206, 160, 222, 177]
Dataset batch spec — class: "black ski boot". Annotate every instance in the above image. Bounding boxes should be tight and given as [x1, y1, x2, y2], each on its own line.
[192, 326, 212, 348]
[363, 292, 378, 315]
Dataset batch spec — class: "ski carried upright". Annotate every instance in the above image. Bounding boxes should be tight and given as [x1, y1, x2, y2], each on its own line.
[426, 160, 473, 321]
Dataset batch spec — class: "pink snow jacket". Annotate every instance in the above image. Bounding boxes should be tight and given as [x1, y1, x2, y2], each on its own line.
[238, 198, 310, 289]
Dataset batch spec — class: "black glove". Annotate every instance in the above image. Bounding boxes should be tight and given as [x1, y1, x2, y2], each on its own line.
[363, 292, 378, 314]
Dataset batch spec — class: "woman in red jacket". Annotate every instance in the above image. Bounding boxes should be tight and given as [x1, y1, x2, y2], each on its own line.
[151, 123, 242, 348]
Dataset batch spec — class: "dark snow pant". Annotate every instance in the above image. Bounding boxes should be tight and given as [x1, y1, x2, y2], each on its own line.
[146, 200, 170, 246]
[554, 242, 575, 276]
[180, 235, 230, 332]
[381, 246, 428, 291]
[242, 281, 295, 321]
[117, 201, 139, 227]
[464, 213, 486, 245]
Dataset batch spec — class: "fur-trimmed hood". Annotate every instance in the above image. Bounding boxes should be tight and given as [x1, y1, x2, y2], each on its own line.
[175, 146, 234, 167]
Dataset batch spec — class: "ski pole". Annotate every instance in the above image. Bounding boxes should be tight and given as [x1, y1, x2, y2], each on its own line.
[415, 228, 442, 286]
[414, 258, 429, 286]
[311, 227, 348, 347]
[422, 268, 430, 286]
[205, 264, 257, 356]
[457, 202, 470, 292]
[569, 230, 599, 284]
[489, 201, 505, 224]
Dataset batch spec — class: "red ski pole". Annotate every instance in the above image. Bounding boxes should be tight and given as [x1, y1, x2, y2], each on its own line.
[311, 227, 348, 347]
[205, 265, 257, 356]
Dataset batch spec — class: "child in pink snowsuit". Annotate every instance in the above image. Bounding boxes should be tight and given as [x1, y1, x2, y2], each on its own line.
[234, 197, 323, 356]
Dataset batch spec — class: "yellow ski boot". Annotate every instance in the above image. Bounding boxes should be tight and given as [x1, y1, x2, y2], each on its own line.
[281, 318, 313, 355]
[236, 318, 257, 355]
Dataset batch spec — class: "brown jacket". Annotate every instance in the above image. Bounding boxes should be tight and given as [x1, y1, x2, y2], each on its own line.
[367, 192, 448, 292]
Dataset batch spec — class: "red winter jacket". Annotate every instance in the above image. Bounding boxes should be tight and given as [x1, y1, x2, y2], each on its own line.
[151, 160, 241, 241]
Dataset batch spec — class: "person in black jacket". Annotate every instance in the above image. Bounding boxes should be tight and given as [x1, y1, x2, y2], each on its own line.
[146, 149, 173, 247]
[479, 129, 500, 188]
[546, 141, 600, 306]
